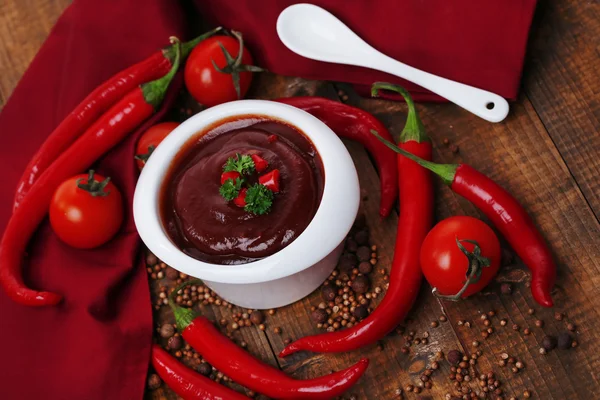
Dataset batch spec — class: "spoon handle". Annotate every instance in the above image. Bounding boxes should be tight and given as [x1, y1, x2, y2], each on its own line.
[363, 50, 509, 123]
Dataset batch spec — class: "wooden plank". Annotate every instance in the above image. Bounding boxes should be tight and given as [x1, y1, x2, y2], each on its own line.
[0, 0, 72, 107]
[339, 80, 600, 399]
[523, 0, 600, 219]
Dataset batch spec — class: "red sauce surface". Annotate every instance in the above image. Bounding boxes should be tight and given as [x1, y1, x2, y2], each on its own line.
[161, 117, 324, 265]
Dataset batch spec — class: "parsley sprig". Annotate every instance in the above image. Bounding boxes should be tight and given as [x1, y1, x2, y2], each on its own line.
[219, 177, 243, 201]
[244, 184, 274, 215]
[223, 153, 255, 175]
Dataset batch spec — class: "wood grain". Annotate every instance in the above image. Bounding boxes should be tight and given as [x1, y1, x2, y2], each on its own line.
[524, 0, 600, 220]
[1, 1, 599, 399]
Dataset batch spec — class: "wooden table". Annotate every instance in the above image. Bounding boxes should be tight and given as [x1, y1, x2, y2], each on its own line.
[1, 1, 599, 399]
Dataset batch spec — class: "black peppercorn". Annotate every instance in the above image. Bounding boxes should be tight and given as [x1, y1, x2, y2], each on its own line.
[351, 275, 370, 294]
[321, 285, 336, 301]
[345, 238, 358, 253]
[358, 261, 372, 274]
[354, 230, 369, 245]
[356, 246, 371, 262]
[557, 332, 573, 349]
[447, 350, 463, 365]
[198, 362, 212, 376]
[168, 335, 183, 350]
[312, 308, 328, 323]
[542, 335, 557, 351]
[352, 304, 369, 320]
[338, 253, 358, 272]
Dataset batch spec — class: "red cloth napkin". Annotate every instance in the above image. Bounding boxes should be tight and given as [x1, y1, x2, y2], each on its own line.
[0, 1, 537, 399]
[194, 0, 537, 101]
[0, 1, 187, 399]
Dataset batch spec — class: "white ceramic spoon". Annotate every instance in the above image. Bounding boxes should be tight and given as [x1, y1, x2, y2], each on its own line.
[277, 3, 509, 123]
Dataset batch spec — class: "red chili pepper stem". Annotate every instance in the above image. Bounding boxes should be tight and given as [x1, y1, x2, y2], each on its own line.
[371, 82, 429, 144]
[162, 26, 223, 62]
[142, 37, 182, 109]
[75, 170, 111, 197]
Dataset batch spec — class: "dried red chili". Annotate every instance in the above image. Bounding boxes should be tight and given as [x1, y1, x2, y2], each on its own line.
[373, 126, 556, 307]
[280, 84, 433, 356]
[0, 39, 182, 306]
[275, 97, 398, 217]
[170, 280, 369, 399]
[13, 28, 221, 211]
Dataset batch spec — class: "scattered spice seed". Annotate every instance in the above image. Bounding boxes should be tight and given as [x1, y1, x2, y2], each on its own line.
[351, 275, 370, 294]
[524, 328, 531, 335]
[447, 350, 463, 365]
[523, 389, 532, 398]
[554, 312, 564, 321]
[165, 267, 179, 280]
[431, 320, 439, 328]
[567, 322, 576, 332]
[527, 308, 535, 315]
[535, 319, 544, 328]
[168, 335, 183, 350]
[159, 324, 175, 338]
[439, 315, 448, 322]
[147, 374, 161, 390]
[539, 347, 547, 355]
[443, 138, 450, 145]
[512, 324, 520, 331]
[500, 319, 507, 326]
[557, 332, 573, 349]
[274, 327, 282, 334]
[197, 362, 212, 376]
[358, 261, 372, 274]
[312, 308, 328, 323]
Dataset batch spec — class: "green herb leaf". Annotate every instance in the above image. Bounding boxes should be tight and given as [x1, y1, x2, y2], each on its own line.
[223, 153, 255, 175]
[219, 177, 243, 201]
[244, 183, 274, 215]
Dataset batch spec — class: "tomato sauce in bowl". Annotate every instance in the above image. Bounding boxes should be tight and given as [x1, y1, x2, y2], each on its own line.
[161, 117, 324, 265]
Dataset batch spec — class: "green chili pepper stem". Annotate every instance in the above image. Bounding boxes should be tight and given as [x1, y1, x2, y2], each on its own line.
[371, 130, 457, 185]
[371, 82, 429, 144]
[168, 278, 204, 332]
[142, 37, 182, 109]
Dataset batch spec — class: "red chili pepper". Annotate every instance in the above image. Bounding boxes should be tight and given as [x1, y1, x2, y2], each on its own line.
[220, 171, 241, 185]
[250, 154, 268, 172]
[0, 40, 182, 306]
[170, 281, 369, 399]
[258, 169, 280, 193]
[152, 344, 248, 400]
[233, 188, 247, 207]
[13, 28, 221, 212]
[279, 84, 433, 356]
[372, 122, 556, 309]
[275, 97, 397, 218]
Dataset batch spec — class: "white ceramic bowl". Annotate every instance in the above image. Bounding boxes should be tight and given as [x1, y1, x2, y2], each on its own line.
[134, 100, 359, 309]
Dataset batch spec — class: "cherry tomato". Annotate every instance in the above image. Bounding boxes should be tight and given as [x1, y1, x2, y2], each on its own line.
[135, 122, 179, 170]
[420, 216, 501, 298]
[49, 171, 123, 249]
[184, 35, 254, 107]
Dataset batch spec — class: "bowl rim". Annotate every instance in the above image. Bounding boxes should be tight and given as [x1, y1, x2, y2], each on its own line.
[133, 99, 359, 284]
